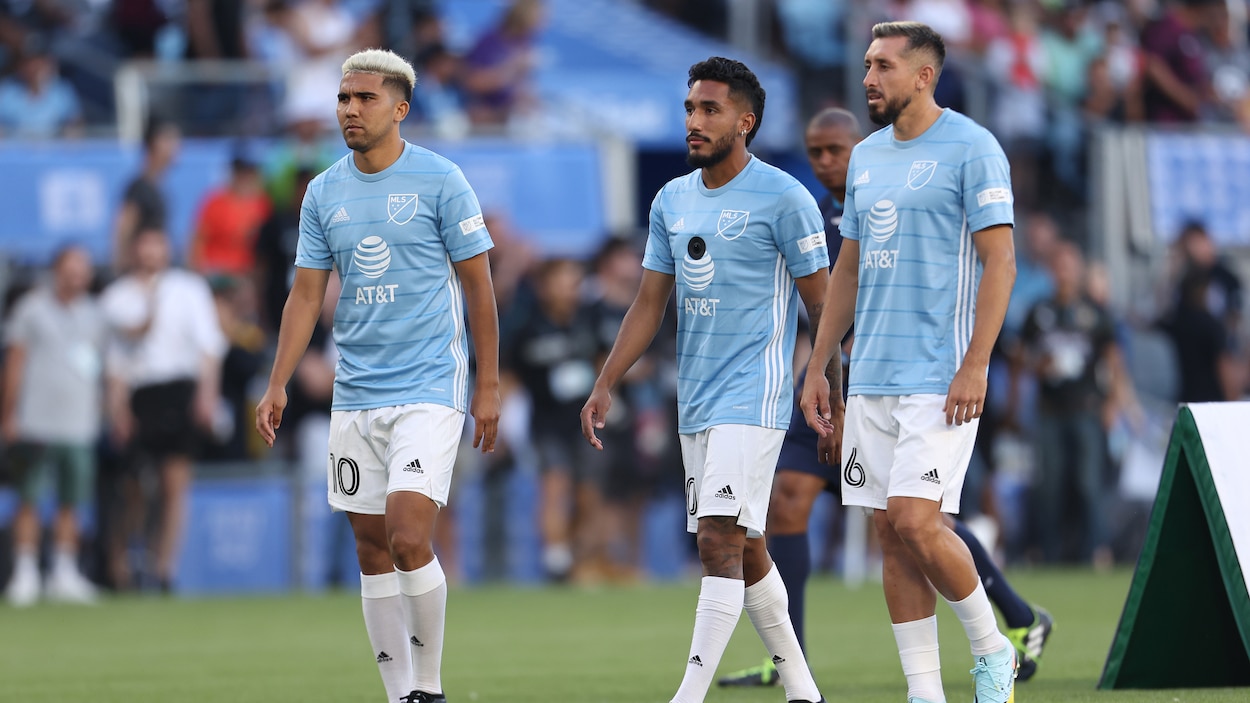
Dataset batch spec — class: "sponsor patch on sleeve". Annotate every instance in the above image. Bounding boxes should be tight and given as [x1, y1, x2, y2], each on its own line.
[976, 187, 1012, 207]
[458, 214, 486, 235]
[797, 232, 826, 254]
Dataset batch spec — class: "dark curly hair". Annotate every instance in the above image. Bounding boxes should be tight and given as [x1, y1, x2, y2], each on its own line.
[687, 57, 766, 147]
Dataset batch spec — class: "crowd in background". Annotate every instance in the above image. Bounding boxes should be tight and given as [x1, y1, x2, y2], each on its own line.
[2, 0, 1250, 604]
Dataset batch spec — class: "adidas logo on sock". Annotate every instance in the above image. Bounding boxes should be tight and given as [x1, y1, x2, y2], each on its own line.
[689, 655, 703, 667]
[921, 468, 940, 484]
[713, 485, 736, 500]
[376, 651, 392, 663]
[403, 459, 423, 473]
[772, 654, 786, 664]
[410, 635, 424, 647]
[330, 206, 351, 225]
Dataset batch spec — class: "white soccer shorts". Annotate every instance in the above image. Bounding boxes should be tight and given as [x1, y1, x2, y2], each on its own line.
[841, 394, 978, 513]
[327, 403, 465, 514]
[679, 424, 786, 539]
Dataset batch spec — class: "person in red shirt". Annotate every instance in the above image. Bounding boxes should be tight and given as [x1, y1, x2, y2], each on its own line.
[188, 154, 271, 277]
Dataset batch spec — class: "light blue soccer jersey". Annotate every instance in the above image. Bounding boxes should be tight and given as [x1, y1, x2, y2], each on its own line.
[840, 109, 1014, 396]
[643, 156, 828, 433]
[296, 141, 493, 412]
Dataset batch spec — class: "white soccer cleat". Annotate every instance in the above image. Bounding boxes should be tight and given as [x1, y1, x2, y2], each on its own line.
[5, 567, 41, 607]
[45, 568, 99, 605]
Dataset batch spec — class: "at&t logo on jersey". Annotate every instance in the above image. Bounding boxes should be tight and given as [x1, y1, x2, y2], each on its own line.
[353, 236, 400, 304]
[863, 200, 899, 270]
[681, 236, 719, 316]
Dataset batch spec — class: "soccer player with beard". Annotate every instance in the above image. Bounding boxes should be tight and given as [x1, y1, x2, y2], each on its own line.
[802, 22, 1020, 703]
[582, 57, 827, 703]
[256, 49, 500, 703]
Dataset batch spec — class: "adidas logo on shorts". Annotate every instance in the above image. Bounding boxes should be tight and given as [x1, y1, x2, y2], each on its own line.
[921, 468, 940, 484]
[714, 485, 736, 501]
[404, 459, 423, 473]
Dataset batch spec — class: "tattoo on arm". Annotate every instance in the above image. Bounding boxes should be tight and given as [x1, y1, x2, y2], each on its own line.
[807, 301, 844, 397]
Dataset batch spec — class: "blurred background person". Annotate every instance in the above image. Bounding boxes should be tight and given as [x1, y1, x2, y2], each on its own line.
[1012, 241, 1124, 568]
[462, 0, 544, 129]
[503, 257, 603, 582]
[0, 40, 83, 139]
[112, 120, 180, 274]
[187, 151, 272, 281]
[2, 246, 104, 606]
[101, 226, 226, 591]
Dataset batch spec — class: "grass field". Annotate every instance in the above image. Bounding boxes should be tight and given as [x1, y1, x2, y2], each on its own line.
[1, 567, 1244, 702]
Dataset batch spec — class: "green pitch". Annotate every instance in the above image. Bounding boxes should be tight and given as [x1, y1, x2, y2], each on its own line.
[0, 568, 1244, 702]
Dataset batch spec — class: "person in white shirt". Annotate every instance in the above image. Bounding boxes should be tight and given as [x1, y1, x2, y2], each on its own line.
[101, 226, 227, 591]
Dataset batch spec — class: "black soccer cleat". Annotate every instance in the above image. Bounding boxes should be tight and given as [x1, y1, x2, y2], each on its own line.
[400, 691, 446, 703]
[789, 698, 826, 703]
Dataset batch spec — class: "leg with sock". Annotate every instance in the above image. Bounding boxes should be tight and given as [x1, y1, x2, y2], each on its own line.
[951, 519, 1032, 629]
[397, 557, 448, 696]
[877, 508, 945, 703]
[892, 616, 945, 703]
[672, 576, 745, 703]
[361, 571, 415, 701]
[742, 551, 823, 703]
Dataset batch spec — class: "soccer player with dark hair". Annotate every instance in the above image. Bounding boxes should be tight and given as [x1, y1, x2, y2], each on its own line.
[720, 108, 1052, 688]
[583, 56, 825, 703]
[803, 22, 1020, 703]
[256, 48, 500, 703]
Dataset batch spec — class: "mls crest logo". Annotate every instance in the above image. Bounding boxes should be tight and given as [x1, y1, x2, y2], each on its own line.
[716, 209, 750, 240]
[906, 161, 937, 190]
[387, 194, 419, 225]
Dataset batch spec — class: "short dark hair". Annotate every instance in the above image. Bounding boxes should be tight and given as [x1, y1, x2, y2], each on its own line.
[871, 21, 946, 76]
[687, 57, 766, 146]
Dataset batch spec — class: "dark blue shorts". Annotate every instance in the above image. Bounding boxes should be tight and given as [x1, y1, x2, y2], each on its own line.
[777, 409, 840, 494]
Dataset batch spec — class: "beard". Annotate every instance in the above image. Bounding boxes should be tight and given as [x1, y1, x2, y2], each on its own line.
[686, 131, 737, 169]
[343, 125, 381, 153]
[868, 93, 912, 126]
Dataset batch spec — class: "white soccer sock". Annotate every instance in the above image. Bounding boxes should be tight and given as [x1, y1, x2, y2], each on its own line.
[13, 548, 37, 577]
[52, 548, 78, 578]
[397, 557, 448, 695]
[893, 616, 945, 703]
[671, 576, 744, 703]
[361, 571, 414, 701]
[946, 582, 1004, 656]
[744, 565, 822, 702]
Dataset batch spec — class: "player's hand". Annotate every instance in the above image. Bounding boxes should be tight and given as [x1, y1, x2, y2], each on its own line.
[944, 366, 987, 426]
[800, 370, 835, 437]
[470, 382, 501, 453]
[816, 398, 845, 466]
[255, 385, 288, 449]
[193, 389, 217, 433]
[580, 384, 612, 450]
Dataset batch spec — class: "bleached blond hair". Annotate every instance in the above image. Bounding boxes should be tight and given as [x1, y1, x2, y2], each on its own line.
[341, 48, 416, 102]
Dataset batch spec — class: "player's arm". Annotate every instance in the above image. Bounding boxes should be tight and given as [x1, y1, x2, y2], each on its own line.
[946, 224, 1016, 426]
[453, 251, 501, 453]
[581, 269, 674, 449]
[801, 238, 858, 438]
[255, 266, 331, 447]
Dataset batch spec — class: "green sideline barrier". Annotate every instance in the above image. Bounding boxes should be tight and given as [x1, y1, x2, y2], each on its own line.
[1100, 402, 1250, 689]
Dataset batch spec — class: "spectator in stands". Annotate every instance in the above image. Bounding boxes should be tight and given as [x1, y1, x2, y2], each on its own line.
[1002, 212, 1059, 346]
[412, 43, 469, 139]
[1139, 0, 1217, 124]
[462, 0, 544, 128]
[1039, 0, 1103, 196]
[110, 0, 171, 58]
[187, 151, 272, 279]
[279, 0, 361, 131]
[774, 0, 848, 122]
[985, 3, 1047, 211]
[183, 0, 250, 135]
[113, 119, 180, 273]
[1013, 241, 1123, 568]
[2, 246, 105, 606]
[0, 42, 82, 139]
[101, 226, 226, 591]
[1084, 9, 1145, 124]
[503, 257, 604, 582]
[1198, 0, 1250, 130]
[256, 166, 315, 332]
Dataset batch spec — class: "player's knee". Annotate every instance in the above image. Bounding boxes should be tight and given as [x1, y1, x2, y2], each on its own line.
[768, 484, 811, 534]
[354, 536, 391, 573]
[887, 506, 942, 547]
[695, 519, 745, 578]
[388, 528, 435, 570]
